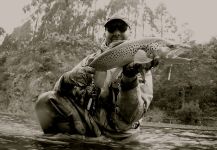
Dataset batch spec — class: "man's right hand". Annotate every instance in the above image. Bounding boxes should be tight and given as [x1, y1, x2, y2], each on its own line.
[67, 66, 95, 87]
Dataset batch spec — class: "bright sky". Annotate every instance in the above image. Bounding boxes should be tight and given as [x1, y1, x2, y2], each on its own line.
[147, 0, 217, 43]
[0, 0, 29, 32]
[0, 0, 217, 43]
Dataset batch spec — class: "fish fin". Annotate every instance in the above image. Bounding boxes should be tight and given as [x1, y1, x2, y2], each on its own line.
[133, 50, 152, 64]
[94, 71, 107, 88]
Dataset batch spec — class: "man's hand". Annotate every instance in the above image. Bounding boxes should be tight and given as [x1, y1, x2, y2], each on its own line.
[68, 66, 95, 87]
[122, 62, 143, 78]
[123, 58, 159, 78]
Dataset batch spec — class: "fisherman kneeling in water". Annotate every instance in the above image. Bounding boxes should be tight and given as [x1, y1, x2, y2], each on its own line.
[35, 14, 158, 139]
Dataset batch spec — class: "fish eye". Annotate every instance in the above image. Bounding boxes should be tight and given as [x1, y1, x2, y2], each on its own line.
[167, 44, 175, 49]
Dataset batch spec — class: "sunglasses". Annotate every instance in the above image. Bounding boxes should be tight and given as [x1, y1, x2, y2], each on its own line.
[106, 23, 128, 33]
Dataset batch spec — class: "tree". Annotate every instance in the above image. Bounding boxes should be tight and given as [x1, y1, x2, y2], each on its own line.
[154, 3, 178, 39]
[177, 23, 193, 42]
[142, 4, 157, 36]
[0, 27, 5, 36]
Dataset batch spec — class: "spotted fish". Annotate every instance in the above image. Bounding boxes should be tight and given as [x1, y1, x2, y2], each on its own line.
[89, 37, 191, 71]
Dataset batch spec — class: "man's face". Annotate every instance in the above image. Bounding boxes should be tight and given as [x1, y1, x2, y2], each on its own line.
[105, 20, 130, 46]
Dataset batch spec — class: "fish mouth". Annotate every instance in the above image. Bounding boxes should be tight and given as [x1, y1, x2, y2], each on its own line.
[164, 44, 192, 64]
[166, 44, 191, 58]
[179, 44, 191, 49]
[163, 56, 192, 64]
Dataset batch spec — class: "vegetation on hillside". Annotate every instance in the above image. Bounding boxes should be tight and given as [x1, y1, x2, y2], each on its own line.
[0, 0, 216, 126]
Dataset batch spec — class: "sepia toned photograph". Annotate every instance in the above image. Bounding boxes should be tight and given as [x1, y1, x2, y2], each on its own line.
[0, 0, 217, 149]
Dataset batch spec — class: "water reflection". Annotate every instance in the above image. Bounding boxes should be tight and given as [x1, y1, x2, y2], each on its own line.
[0, 113, 217, 150]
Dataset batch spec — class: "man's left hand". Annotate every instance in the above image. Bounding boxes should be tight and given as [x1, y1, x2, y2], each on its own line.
[122, 62, 143, 78]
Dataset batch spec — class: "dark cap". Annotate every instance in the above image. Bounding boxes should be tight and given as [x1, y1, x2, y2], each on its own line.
[104, 14, 130, 28]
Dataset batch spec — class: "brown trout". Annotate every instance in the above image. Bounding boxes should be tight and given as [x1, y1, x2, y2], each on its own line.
[89, 37, 191, 71]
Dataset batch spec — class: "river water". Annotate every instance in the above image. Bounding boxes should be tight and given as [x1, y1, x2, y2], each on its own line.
[0, 113, 217, 150]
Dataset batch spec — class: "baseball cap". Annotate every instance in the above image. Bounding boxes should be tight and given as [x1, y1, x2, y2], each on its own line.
[104, 14, 130, 28]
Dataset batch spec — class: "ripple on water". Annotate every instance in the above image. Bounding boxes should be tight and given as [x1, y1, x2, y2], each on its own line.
[0, 113, 217, 150]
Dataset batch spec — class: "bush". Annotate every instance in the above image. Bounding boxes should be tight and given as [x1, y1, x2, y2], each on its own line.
[0, 55, 6, 65]
[175, 101, 202, 125]
[144, 107, 167, 122]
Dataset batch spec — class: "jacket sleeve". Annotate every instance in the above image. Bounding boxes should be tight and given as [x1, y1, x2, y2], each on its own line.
[48, 53, 96, 131]
[139, 71, 153, 110]
[53, 53, 96, 95]
[114, 70, 153, 130]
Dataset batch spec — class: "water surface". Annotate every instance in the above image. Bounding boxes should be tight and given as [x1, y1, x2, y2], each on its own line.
[0, 113, 216, 150]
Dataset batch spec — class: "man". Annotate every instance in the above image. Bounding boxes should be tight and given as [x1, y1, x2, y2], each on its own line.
[35, 14, 156, 139]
